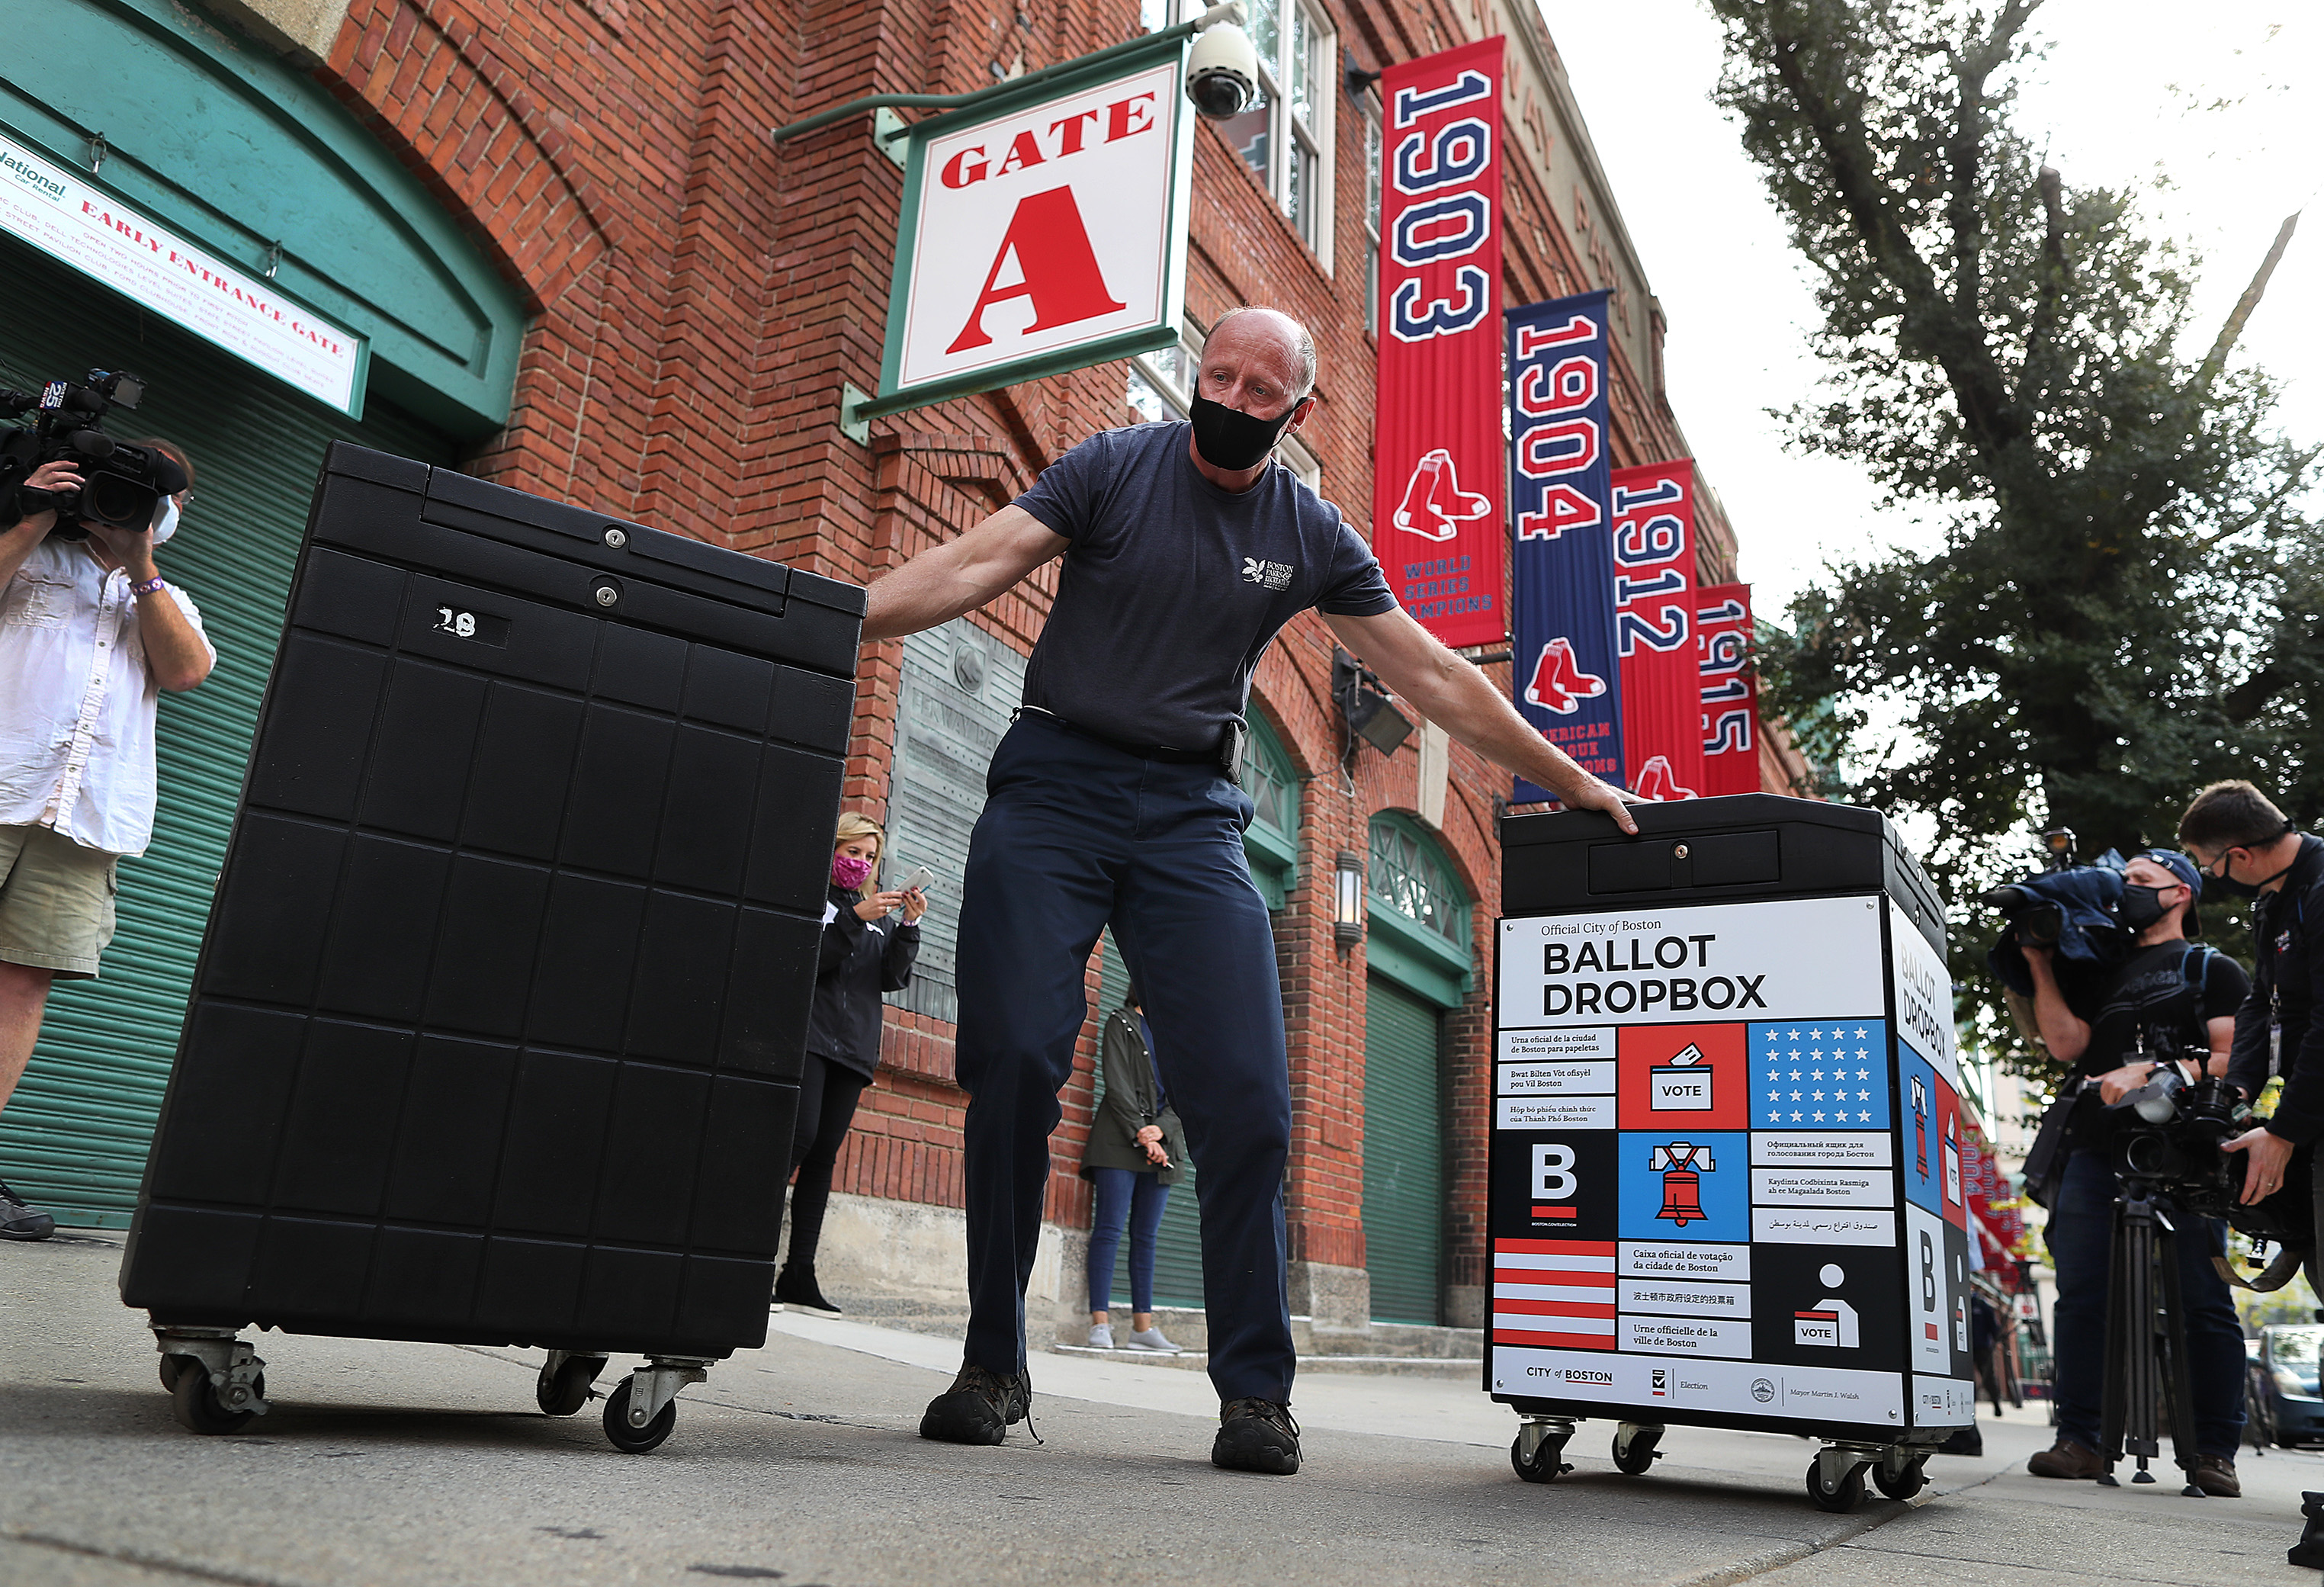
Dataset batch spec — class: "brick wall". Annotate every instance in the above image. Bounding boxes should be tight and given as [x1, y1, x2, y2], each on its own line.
[317, 0, 1778, 1319]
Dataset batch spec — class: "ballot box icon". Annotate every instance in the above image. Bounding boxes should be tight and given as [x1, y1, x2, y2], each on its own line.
[1651, 1044, 1713, 1111]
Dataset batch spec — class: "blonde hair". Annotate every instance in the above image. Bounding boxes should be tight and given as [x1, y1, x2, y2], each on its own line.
[833, 811, 884, 898]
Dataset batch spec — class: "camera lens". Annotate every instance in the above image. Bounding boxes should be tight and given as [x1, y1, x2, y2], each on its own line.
[1190, 72, 1252, 118]
[80, 474, 153, 528]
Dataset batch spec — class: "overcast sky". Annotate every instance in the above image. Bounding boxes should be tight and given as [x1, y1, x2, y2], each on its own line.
[1536, 0, 2322, 617]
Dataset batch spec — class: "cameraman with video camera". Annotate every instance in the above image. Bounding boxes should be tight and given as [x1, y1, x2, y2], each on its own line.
[2021, 849, 2249, 1493]
[0, 443, 213, 1241]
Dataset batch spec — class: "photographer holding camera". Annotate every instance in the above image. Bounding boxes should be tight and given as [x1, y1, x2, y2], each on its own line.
[0, 445, 213, 1241]
[2021, 848, 2249, 1493]
[2181, 782, 2324, 1227]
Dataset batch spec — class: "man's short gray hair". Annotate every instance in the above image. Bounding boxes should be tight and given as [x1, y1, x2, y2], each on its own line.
[1205, 306, 1318, 399]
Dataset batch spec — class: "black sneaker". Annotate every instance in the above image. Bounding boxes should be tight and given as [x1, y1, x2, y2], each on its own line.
[773, 1267, 843, 1317]
[1213, 1397, 1301, 1475]
[920, 1362, 1032, 1445]
[0, 1180, 54, 1242]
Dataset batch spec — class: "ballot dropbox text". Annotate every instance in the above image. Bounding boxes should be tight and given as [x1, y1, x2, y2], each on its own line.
[1488, 895, 1977, 1430]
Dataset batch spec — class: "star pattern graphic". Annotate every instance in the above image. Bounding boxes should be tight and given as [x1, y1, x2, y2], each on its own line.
[1754, 1021, 1889, 1129]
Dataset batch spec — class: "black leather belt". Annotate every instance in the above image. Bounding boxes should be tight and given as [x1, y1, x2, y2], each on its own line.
[1015, 708, 1218, 766]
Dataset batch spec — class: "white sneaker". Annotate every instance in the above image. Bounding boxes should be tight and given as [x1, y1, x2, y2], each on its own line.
[1126, 1327, 1182, 1354]
[1087, 1323, 1115, 1349]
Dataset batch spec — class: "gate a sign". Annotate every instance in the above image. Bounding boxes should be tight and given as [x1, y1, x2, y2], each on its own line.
[875, 37, 1195, 415]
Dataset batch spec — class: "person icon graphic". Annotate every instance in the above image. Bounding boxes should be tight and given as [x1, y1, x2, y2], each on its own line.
[1793, 1263, 1860, 1348]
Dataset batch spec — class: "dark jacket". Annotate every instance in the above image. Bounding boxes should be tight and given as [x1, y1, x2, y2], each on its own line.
[1081, 1008, 1188, 1183]
[807, 884, 920, 1079]
[2230, 834, 2324, 1145]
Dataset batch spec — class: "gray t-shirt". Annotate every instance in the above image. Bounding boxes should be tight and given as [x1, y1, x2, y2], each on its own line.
[1013, 421, 1397, 750]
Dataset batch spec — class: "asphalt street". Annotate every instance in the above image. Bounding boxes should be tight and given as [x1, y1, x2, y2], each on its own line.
[2, 1232, 2315, 1585]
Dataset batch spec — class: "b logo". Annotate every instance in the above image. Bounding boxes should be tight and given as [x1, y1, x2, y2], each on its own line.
[1531, 1142, 1577, 1200]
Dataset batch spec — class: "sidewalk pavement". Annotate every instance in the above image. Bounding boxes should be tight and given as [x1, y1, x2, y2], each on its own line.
[2, 1232, 2315, 1585]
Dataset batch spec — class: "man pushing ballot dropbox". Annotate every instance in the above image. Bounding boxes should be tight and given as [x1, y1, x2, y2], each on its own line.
[1487, 794, 1975, 1512]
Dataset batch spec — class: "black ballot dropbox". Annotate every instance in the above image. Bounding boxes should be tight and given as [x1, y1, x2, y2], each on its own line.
[1488, 795, 1975, 1510]
[117, 443, 862, 1452]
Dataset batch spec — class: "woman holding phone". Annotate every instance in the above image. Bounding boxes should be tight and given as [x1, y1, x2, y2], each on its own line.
[778, 811, 926, 1315]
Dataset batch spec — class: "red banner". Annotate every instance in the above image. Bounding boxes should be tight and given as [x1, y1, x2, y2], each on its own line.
[1371, 37, 1505, 649]
[1610, 460, 1701, 798]
[1696, 580, 1759, 796]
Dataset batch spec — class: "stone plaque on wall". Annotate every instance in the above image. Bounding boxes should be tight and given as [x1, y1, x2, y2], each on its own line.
[884, 618, 1027, 1025]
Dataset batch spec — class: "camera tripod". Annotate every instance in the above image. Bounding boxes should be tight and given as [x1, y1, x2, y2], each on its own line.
[2097, 1177, 2207, 1496]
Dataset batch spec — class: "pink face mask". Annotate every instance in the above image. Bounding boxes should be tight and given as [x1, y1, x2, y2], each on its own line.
[830, 853, 874, 891]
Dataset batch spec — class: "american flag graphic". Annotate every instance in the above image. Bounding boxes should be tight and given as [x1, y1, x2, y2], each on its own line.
[1491, 1238, 1616, 1349]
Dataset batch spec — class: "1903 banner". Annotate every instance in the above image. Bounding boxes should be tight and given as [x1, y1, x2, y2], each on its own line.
[1508, 288, 1619, 802]
[1370, 37, 1506, 649]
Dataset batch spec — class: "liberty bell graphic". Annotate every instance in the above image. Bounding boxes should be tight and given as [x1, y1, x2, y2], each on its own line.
[1633, 754, 1700, 802]
[1910, 1075, 1930, 1179]
[1392, 448, 1493, 541]
[1648, 1142, 1713, 1228]
[1524, 637, 1608, 715]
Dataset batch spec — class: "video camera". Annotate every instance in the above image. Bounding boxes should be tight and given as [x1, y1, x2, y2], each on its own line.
[0, 370, 187, 538]
[2105, 1038, 2313, 1252]
[1982, 830, 2129, 1013]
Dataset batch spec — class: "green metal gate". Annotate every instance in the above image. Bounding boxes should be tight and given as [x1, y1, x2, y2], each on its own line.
[1363, 974, 1444, 1325]
[1091, 930, 1204, 1309]
[0, 241, 456, 1226]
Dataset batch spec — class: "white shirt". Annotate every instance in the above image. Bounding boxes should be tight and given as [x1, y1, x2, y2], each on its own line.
[0, 538, 214, 857]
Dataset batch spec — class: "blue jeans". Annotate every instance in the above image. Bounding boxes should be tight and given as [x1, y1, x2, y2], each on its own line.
[1088, 1167, 1172, 1314]
[2044, 1146, 2246, 1457]
[954, 715, 1292, 1402]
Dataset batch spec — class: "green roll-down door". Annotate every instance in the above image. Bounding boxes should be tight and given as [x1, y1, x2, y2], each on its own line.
[0, 242, 456, 1226]
[1363, 974, 1443, 1325]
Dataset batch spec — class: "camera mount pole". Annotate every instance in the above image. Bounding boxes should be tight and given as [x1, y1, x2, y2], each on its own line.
[2098, 1183, 2206, 1497]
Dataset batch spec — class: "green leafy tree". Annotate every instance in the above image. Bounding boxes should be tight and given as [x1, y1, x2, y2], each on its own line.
[1709, 0, 2316, 1070]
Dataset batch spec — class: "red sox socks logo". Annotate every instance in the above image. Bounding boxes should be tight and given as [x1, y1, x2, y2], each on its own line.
[1633, 755, 1699, 802]
[1523, 637, 1607, 715]
[1393, 448, 1492, 542]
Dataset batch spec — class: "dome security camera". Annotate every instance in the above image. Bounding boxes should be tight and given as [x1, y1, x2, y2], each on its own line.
[1187, 21, 1260, 120]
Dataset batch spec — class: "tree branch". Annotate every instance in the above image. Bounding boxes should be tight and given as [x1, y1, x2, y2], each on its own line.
[2197, 210, 2300, 389]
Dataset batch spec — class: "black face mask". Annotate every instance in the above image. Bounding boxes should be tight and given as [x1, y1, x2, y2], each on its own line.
[1190, 392, 1303, 471]
[2210, 855, 2298, 901]
[2119, 884, 2169, 931]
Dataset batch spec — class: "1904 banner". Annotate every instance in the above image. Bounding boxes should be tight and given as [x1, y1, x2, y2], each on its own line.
[1508, 288, 1619, 802]
[1370, 37, 1506, 648]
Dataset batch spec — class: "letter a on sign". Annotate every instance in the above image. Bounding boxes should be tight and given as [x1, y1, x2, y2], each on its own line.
[947, 186, 1127, 353]
[876, 41, 1196, 413]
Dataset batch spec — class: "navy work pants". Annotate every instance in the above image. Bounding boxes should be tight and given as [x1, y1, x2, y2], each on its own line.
[2044, 1146, 2245, 1457]
[954, 715, 1294, 1403]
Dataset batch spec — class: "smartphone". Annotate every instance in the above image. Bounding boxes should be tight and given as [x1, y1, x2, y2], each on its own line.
[894, 864, 935, 894]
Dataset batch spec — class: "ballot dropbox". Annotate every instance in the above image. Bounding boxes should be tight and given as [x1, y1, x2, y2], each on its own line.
[1488, 795, 1973, 1511]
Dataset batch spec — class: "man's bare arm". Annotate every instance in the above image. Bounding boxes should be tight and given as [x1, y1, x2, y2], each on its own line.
[1323, 606, 1639, 834]
[862, 505, 1071, 641]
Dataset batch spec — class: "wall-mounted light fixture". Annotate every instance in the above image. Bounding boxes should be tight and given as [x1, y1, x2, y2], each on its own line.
[1334, 850, 1366, 945]
[1334, 647, 1413, 759]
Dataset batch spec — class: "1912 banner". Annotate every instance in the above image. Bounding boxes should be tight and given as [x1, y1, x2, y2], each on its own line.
[1610, 459, 1701, 800]
[1371, 37, 1506, 648]
[1696, 581, 1759, 795]
[1508, 288, 1619, 802]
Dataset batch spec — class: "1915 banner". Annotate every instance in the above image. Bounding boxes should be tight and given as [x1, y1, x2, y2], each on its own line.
[1509, 288, 1619, 802]
[1371, 37, 1506, 649]
[1696, 582, 1759, 795]
[1611, 459, 1701, 801]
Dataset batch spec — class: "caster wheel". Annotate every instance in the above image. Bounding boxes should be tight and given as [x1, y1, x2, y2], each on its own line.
[1613, 1428, 1663, 1476]
[537, 1354, 605, 1417]
[160, 1354, 191, 1391]
[1510, 1432, 1570, 1484]
[170, 1362, 257, 1435]
[1806, 1457, 1867, 1512]
[603, 1376, 676, 1454]
[1872, 1458, 1927, 1500]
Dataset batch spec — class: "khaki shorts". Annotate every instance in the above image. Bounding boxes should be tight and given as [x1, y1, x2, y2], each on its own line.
[0, 824, 117, 979]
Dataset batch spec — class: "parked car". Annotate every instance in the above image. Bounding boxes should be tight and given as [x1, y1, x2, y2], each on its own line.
[2249, 1325, 2324, 1449]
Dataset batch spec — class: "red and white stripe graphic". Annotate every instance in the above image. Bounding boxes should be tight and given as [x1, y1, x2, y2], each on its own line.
[1491, 1238, 1616, 1349]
